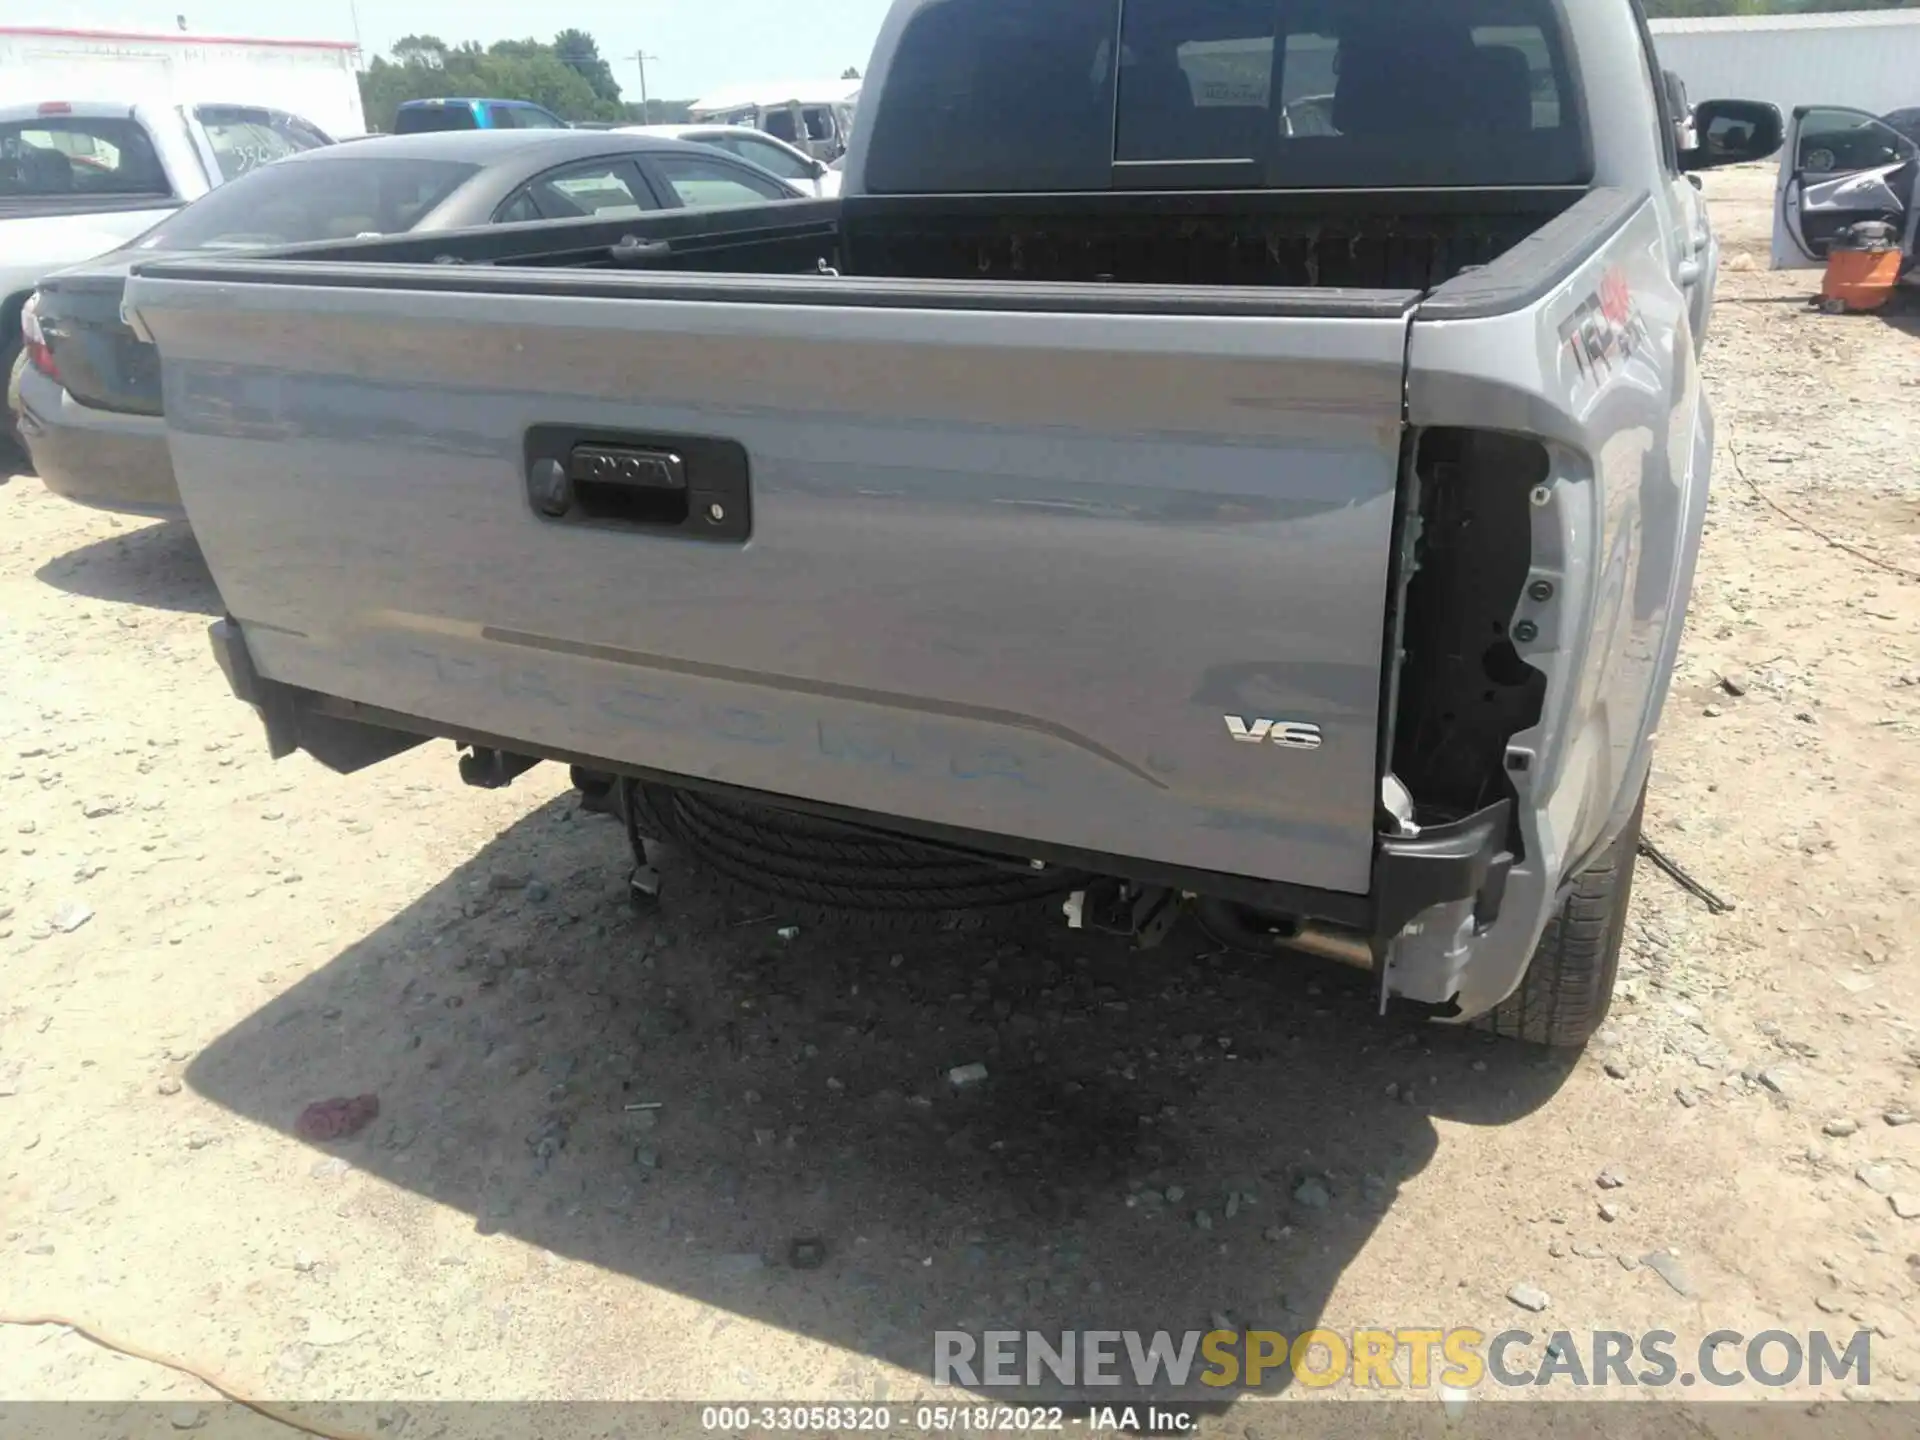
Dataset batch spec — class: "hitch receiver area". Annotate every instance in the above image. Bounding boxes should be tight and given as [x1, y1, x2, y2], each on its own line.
[458, 747, 541, 790]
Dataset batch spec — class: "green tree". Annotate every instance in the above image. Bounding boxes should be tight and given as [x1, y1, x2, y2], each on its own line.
[356, 31, 630, 131]
[391, 33, 448, 67]
[624, 98, 695, 125]
[486, 38, 550, 61]
[555, 28, 623, 107]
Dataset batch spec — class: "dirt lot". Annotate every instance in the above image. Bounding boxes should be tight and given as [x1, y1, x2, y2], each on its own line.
[2, 165, 1919, 1423]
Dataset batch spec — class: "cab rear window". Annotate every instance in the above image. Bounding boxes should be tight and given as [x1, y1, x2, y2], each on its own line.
[395, 105, 479, 134]
[0, 116, 171, 198]
[863, 0, 1588, 193]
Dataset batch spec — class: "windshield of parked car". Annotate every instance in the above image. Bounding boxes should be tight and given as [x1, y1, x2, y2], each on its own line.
[864, 0, 1586, 192]
[193, 106, 332, 182]
[132, 156, 479, 249]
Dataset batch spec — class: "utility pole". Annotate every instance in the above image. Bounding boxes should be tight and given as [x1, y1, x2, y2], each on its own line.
[629, 51, 660, 118]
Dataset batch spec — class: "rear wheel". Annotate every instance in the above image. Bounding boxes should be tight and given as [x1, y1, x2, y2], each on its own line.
[1476, 784, 1645, 1050]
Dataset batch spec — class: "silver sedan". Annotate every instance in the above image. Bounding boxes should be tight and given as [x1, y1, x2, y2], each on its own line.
[14, 128, 804, 516]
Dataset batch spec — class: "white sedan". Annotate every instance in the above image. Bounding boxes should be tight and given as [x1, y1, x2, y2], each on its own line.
[1768, 103, 1918, 271]
[621, 123, 840, 198]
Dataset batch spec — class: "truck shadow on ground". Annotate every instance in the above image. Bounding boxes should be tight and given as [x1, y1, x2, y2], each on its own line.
[186, 791, 1574, 1402]
[34, 519, 217, 615]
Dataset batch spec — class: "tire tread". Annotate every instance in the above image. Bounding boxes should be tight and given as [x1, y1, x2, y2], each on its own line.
[1476, 785, 1645, 1050]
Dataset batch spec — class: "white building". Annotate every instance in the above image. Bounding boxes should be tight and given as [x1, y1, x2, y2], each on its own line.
[0, 25, 367, 138]
[1651, 10, 1920, 124]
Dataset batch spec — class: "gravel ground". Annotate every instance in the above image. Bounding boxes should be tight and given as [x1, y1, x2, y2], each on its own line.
[1, 166, 1918, 1423]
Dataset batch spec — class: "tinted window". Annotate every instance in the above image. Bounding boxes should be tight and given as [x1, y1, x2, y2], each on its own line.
[495, 190, 544, 224]
[394, 104, 477, 134]
[649, 153, 792, 207]
[1121, 0, 1577, 181]
[194, 105, 332, 182]
[523, 160, 656, 218]
[762, 109, 800, 143]
[0, 116, 170, 198]
[865, 0, 1585, 193]
[133, 157, 478, 248]
[864, 0, 1117, 193]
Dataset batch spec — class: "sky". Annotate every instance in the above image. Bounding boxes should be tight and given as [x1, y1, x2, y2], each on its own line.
[22, 1, 897, 100]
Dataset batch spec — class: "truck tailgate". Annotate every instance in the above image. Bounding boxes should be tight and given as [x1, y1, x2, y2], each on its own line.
[131, 272, 1416, 895]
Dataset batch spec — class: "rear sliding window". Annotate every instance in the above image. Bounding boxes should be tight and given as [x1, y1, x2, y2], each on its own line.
[394, 105, 478, 134]
[863, 0, 1586, 193]
[0, 116, 171, 198]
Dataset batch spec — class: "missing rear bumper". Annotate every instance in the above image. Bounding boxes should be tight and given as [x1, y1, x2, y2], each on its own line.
[208, 618, 426, 774]
[206, 618, 1513, 951]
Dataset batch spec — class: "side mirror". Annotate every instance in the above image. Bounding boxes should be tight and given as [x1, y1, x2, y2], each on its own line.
[1682, 99, 1785, 172]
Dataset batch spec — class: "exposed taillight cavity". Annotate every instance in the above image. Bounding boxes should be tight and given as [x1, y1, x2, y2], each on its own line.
[20, 294, 58, 381]
[1387, 428, 1550, 838]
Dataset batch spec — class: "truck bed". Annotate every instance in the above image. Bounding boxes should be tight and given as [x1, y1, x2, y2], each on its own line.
[167, 186, 1589, 293]
[125, 183, 1648, 916]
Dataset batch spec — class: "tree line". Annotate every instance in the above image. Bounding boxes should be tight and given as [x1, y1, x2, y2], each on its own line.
[357, 31, 866, 132]
[358, 31, 691, 130]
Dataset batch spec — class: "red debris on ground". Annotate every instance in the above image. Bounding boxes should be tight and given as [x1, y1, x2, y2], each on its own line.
[295, 1094, 380, 1142]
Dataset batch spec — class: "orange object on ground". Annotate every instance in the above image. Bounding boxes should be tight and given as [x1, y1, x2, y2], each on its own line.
[1821, 246, 1903, 313]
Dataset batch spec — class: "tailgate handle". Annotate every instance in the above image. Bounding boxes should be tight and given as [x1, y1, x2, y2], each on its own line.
[525, 427, 751, 542]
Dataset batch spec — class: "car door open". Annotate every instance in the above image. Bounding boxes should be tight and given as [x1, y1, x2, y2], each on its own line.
[1773, 105, 1920, 270]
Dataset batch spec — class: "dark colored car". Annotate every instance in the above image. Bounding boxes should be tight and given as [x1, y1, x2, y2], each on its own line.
[393, 98, 570, 133]
[1795, 108, 1919, 175]
[16, 129, 804, 516]
[1880, 107, 1920, 149]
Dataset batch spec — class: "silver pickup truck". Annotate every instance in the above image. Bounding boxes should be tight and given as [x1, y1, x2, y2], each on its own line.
[125, 0, 1780, 1050]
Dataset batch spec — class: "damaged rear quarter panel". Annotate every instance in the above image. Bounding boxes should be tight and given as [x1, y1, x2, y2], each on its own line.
[1398, 197, 1705, 1015]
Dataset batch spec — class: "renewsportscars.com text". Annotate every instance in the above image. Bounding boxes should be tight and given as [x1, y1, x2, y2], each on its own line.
[934, 1328, 1873, 1391]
